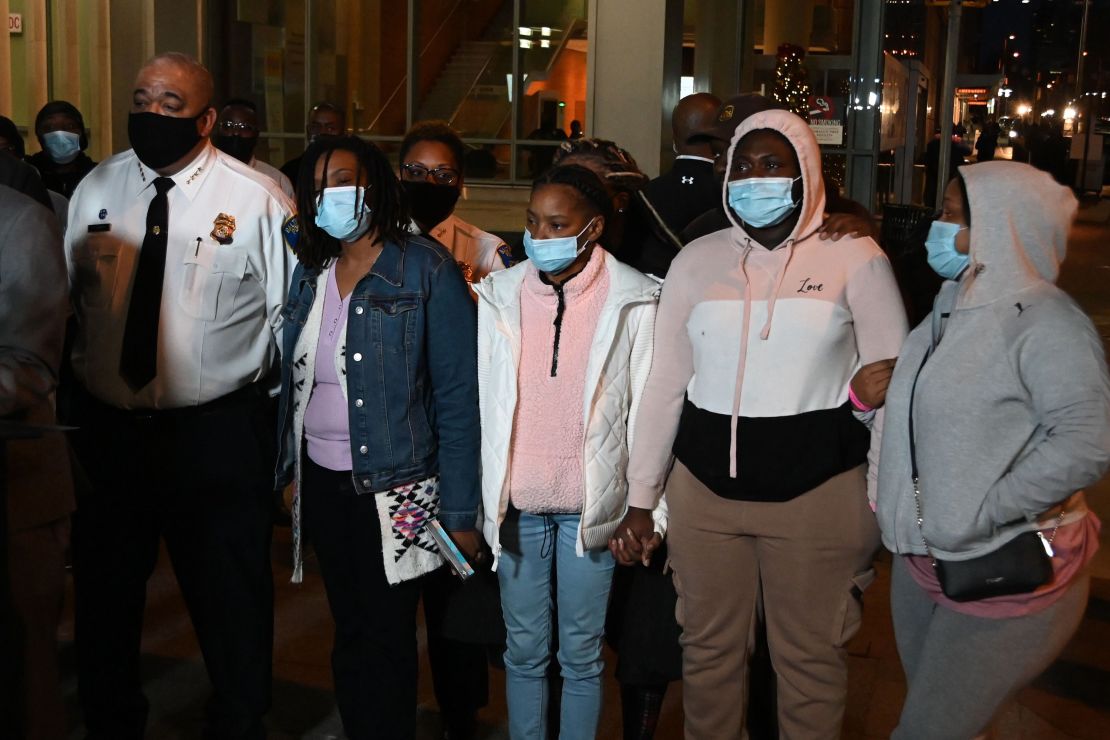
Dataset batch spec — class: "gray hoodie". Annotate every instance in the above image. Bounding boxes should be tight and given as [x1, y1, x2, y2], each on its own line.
[876, 160, 1110, 560]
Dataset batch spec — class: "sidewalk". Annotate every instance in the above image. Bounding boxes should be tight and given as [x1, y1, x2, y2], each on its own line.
[55, 195, 1110, 739]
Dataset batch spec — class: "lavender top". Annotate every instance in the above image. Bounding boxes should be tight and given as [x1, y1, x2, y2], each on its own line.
[304, 268, 353, 471]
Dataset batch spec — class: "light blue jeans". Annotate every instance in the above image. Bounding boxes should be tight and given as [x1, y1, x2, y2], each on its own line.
[497, 511, 616, 740]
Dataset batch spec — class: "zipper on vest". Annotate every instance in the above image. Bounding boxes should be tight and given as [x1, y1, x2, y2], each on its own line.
[550, 281, 567, 377]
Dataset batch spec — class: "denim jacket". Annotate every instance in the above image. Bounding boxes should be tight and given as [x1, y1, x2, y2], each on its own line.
[275, 235, 480, 531]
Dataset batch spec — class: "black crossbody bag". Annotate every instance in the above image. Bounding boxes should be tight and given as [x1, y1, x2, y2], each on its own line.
[907, 349, 1060, 602]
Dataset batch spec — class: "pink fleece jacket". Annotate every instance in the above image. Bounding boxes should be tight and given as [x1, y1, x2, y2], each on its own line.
[509, 248, 610, 513]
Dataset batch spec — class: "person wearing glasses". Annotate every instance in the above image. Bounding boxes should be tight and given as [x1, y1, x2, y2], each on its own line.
[400, 121, 513, 284]
[280, 102, 346, 191]
[396, 120, 507, 739]
[213, 98, 295, 199]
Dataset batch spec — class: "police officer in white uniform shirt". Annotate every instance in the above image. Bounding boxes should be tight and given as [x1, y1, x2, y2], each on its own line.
[64, 52, 294, 740]
[399, 121, 513, 284]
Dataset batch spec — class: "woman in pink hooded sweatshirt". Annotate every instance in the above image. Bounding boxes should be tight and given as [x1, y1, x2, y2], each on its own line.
[617, 109, 908, 738]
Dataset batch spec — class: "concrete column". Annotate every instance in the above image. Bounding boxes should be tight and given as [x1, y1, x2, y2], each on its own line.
[2, 0, 48, 126]
[0, 0, 11, 117]
[586, 0, 682, 177]
[53, 0, 83, 108]
[693, 0, 745, 97]
[845, 0, 886, 211]
[92, 0, 113, 156]
[154, 0, 201, 60]
[24, 0, 48, 129]
[763, 0, 815, 53]
[109, 0, 153, 154]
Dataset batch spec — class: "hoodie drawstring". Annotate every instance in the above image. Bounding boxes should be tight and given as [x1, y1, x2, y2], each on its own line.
[729, 241, 755, 479]
[759, 239, 796, 340]
[728, 238, 797, 479]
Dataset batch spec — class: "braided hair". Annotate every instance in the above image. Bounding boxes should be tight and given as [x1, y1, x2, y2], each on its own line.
[552, 138, 649, 193]
[294, 135, 410, 270]
[532, 164, 614, 224]
[551, 138, 683, 260]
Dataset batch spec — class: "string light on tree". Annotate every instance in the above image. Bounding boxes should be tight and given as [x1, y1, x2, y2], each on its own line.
[773, 43, 812, 117]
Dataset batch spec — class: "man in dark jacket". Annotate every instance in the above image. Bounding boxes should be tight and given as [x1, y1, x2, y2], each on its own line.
[25, 101, 97, 199]
[641, 93, 721, 236]
[0, 133, 53, 210]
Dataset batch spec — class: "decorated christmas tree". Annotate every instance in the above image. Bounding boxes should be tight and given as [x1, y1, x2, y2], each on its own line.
[773, 43, 811, 117]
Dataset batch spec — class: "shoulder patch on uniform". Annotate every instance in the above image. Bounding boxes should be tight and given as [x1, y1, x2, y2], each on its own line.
[282, 215, 300, 252]
[496, 242, 516, 268]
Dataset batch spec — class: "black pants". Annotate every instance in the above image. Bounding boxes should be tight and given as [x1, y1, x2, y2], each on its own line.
[70, 385, 275, 740]
[301, 456, 423, 740]
[423, 566, 490, 735]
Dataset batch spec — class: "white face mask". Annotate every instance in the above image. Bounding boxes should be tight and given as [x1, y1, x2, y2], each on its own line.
[315, 185, 372, 242]
[42, 130, 81, 164]
[726, 176, 801, 228]
[523, 217, 596, 274]
[924, 220, 971, 279]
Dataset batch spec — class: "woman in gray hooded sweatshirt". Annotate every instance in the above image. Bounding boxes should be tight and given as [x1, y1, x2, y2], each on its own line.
[876, 161, 1110, 738]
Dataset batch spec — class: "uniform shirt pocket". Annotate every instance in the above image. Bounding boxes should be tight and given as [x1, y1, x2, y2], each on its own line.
[74, 236, 123, 309]
[178, 239, 249, 321]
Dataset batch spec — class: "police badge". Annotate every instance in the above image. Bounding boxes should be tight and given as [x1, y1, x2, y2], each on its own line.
[456, 260, 474, 283]
[211, 213, 236, 244]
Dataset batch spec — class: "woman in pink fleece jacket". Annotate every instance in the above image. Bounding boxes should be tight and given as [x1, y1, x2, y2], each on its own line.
[618, 109, 908, 739]
[475, 164, 660, 739]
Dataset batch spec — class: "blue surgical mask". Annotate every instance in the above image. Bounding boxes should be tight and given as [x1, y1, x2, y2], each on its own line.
[925, 220, 971, 279]
[523, 217, 596, 274]
[42, 130, 81, 165]
[727, 176, 801, 228]
[315, 186, 372, 242]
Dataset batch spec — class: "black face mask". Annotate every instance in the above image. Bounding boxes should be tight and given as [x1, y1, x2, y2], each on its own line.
[401, 180, 461, 230]
[213, 133, 258, 164]
[128, 110, 207, 170]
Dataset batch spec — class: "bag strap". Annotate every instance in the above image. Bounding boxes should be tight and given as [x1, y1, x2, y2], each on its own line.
[906, 348, 935, 561]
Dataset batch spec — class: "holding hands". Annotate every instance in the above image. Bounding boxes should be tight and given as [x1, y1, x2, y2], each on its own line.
[609, 506, 662, 567]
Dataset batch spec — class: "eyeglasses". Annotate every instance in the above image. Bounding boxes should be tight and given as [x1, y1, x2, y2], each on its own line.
[400, 162, 460, 186]
[217, 121, 258, 134]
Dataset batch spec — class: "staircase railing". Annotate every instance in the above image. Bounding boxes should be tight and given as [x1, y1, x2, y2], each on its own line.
[363, 0, 467, 133]
[448, 47, 502, 126]
[492, 16, 582, 137]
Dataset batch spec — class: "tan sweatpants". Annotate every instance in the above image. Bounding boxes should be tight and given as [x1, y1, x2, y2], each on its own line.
[666, 462, 880, 740]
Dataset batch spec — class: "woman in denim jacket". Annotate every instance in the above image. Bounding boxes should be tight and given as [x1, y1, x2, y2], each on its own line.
[274, 136, 480, 740]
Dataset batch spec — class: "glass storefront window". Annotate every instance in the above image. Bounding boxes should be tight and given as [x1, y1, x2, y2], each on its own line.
[340, 0, 409, 138]
[751, 0, 855, 57]
[744, 0, 855, 196]
[415, 1, 514, 141]
[209, 0, 308, 168]
[204, 0, 587, 184]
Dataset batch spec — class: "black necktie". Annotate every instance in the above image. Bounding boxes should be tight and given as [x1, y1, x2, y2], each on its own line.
[120, 176, 175, 391]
